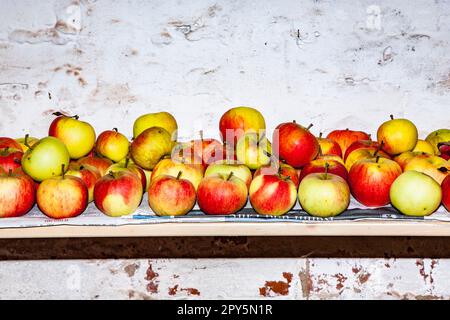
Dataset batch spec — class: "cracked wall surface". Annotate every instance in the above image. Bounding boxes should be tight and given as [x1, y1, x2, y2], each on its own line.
[0, 0, 449, 140]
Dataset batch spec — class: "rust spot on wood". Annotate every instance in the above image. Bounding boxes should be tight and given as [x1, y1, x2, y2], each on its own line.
[145, 262, 159, 294]
[358, 272, 371, 284]
[146, 282, 158, 294]
[352, 266, 362, 274]
[168, 285, 178, 296]
[259, 272, 293, 297]
[334, 273, 347, 291]
[181, 288, 201, 296]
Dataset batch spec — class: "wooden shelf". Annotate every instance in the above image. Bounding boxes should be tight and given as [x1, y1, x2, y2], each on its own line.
[1, 219, 450, 238]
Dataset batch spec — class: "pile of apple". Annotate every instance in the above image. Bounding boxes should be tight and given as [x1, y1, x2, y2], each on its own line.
[0, 107, 449, 220]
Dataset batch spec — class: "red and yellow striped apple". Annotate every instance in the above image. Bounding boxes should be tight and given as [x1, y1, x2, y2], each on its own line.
[254, 162, 299, 188]
[151, 157, 204, 190]
[148, 172, 196, 216]
[349, 157, 402, 207]
[0, 169, 35, 218]
[94, 171, 143, 217]
[0, 148, 22, 173]
[95, 128, 129, 163]
[197, 173, 248, 215]
[219, 107, 266, 146]
[66, 163, 101, 202]
[274, 121, 319, 168]
[317, 133, 342, 158]
[299, 159, 348, 182]
[107, 159, 147, 191]
[345, 147, 390, 171]
[344, 140, 382, 161]
[326, 129, 370, 155]
[49, 114, 96, 159]
[249, 174, 297, 216]
[76, 156, 113, 177]
[0, 137, 22, 152]
[36, 166, 88, 219]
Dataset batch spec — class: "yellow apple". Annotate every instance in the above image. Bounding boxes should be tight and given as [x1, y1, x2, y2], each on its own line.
[133, 112, 178, 140]
[403, 155, 450, 184]
[426, 129, 450, 155]
[412, 139, 435, 155]
[377, 115, 418, 155]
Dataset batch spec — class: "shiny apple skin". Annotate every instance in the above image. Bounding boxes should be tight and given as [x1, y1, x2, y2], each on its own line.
[0, 171, 36, 218]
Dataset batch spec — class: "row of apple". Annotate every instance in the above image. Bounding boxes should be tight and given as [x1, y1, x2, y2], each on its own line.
[0, 107, 449, 219]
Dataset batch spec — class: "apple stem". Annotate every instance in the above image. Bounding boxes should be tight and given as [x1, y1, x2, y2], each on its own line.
[319, 132, 323, 138]
[227, 171, 234, 181]
[324, 162, 329, 179]
[73, 115, 80, 120]
[176, 171, 182, 180]
[125, 157, 130, 168]
[293, 120, 297, 124]
[376, 156, 380, 163]
[61, 164, 65, 179]
[306, 123, 314, 131]
[8, 169, 12, 177]
[390, 115, 394, 120]
[199, 130, 204, 141]
[113, 128, 118, 132]
[24, 134, 31, 149]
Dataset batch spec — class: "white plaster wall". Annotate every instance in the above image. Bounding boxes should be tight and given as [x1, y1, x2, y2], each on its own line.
[0, 0, 449, 142]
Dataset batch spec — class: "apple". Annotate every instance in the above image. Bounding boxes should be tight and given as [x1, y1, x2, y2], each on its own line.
[151, 158, 204, 190]
[438, 142, 450, 160]
[394, 151, 431, 170]
[442, 175, 450, 211]
[66, 163, 101, 202]
[15, 134, 39, 152]
[0, 169, 35, 218]
[197, 172, 248, 215]
[130, 127, 174, 170]
[205, 160, 252, 188]
[219, 106, 266, 146]
[317, 133, 342, 158]
[148, 172, 196, 216]
[273, 121, 319, 168]
[49, 113, 96, 159]
[345, 147, 390, 171]
[377, 115, 418, 155]
[0, 148, 23, 173]
[236, 132, 272, 170]
[403, 155, 449, 184]
[413, 139, 435, 155]
[299, 159, 348, 182]
[249, 174, 297, 215]
[344, 140, 382, 161]
[94, 171, 143, 217]
[182, 131, 224, 166]
[390, 171, 442, 216]
[21, 137, 70, 182]
[254, 162, 300, 188]
[133, 111, 178, 140]
[76, 156, 113, 177]
[326, 129, 371, 155]
[36, 165, 88, 219]
[348, 157, 402, 207]
[426, 129, 450, 155]
[298, 170, 350, 217]
[95, 128, 129, 163]
[317, 154, 345, 166]
[0, 137, 22, 152]
[107, 159, 147, 190]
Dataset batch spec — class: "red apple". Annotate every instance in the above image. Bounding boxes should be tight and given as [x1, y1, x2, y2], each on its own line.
[273, 121, 319, 168]
[349, 157, 402, 207]
[197, 172, 248, 215]
[299, 159, 348, 182]
[76, 156, 113, 176]
[94, 171, 143, 217]
[0, 148, 23, 172]
[249, 174, 297, 215]
[317, 133, 342, 158]
[66, 163, 101, 202]
[254, 162, 300, 188]
[442, 175, 450, 211]
[326, 129, 371, 155]
[219, 107, 266, 146]
[0, 137, 22, 152]
[148, 172, 196, 216]
[0, 169, 36, 218]
[345, 147, 391, 171]
[344, 140, 382, 161]
[95, 128, 130, 163]
[107, 158, 147, 191]
[182, 131, 225, 166]
[36, 166, 88, 219]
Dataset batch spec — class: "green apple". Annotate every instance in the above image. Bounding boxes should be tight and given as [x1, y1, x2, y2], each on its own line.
[21, 137, 70, 181]
[298, 172, 350, 217]
[426, 129, 450, 155]
[133, 112, 178, 140]
[205, 160, 252, 188]
[236, 132, 272, 170]
[130, 127, 174, 170]
[390, 171, 442, 216]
